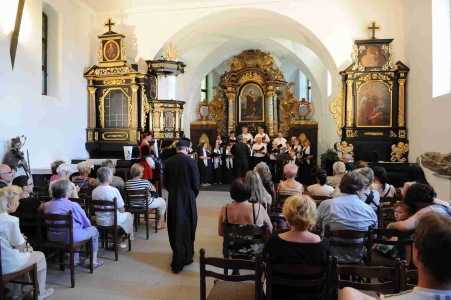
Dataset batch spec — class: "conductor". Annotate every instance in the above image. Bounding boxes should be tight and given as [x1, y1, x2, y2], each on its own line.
[231, 134, 251, 178]
[163, 138, 200, 273]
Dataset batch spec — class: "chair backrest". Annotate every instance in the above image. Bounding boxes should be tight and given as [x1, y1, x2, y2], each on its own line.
[91, 198, 118, 228]
[124, 187, 149, 210]
[39, 196, 53, 203]
[276, 193, 291, 207]
[379, 196, 396, 208]
[223, 222, 268, 259]
[269, 207, 288, 230]
[265, 254, 332, 300]
[199, 248, 262, 300]
[32, 186, 49, 198]
[333, 257, 401, 296]
[400, 260, 418, 291]
[40, 210, 74, 245]
[372, 228, 413, 246]
[378, 207, 396, 229]
[310, 195, 332, 201]
[68, 197, 88, 215]
[324, 224, 372, 263]
[271, 222, 290, 234]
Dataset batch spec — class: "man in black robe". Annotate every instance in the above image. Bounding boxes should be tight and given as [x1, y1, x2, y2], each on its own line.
[163, 138, 200, 273]
[231, 135, 251, 178]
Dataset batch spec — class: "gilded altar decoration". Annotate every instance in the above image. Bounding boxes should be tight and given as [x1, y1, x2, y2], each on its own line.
[130, 131, 136, 142]
[278, 82, 299, 135]
[389, 130, 397, 137]
[391, 142, 409, 162]
[226, 57, 244, 71]
[364, 132, 384, 136]
[87, 132, 93, 141]
[162, 42, 180, 61]
[238, 72, 264, 85]
[335, 141, 354, 156]
[209, 86, 227, 134]
[104, 79, 126, 85]
[346, 130, 359, 138]
[97, 42, 103, 63]
[197, 99, 210, 121]
[398, 130, 406, 139]
[121, 39, 127, 61]
[329, 83, 344, 137]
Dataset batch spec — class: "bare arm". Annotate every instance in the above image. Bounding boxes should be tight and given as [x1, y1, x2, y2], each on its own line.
[218, 206, 225, 236]
[261, 208, 273, 233]
[340, 287, 378, 300]
[15, 240, 27, 252]
[402, 182, 409, 198]
[387, 206, 432, 231]
[118, 207, 125, 213]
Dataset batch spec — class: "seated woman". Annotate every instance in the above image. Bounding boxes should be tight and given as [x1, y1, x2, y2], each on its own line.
[218, 178, 272, 260]
[125, 163, 166, 229]
[0, 186, 54, 300]
[245, 170, 272, 208]
[48, 163, 79, 198]
[402, 164, 430, 197]
[277, 163, 303, 195]
[44, 180, 103, 268]
[388, 184, 451, 232]
[49, 160, 65, 183]
[91, 167, 134, 247]
[355, 160, 368, 169]
[370, 166, 396, 198]
[263, 194, 330, 299]
[72, 161, 95, 189]
[254, 162, 275, 200]
[326, 161, 346, 188]
[307, 168, 334, 197]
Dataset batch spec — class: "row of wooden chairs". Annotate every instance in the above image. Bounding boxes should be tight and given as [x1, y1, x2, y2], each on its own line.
[200, 249, 418, 300]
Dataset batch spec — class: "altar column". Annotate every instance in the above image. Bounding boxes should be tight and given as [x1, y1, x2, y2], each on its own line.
[265, 87, 275, 136]
[131, 84, 139, 128]
[88, 87, 97, 128]
[226, 92, 236, 133]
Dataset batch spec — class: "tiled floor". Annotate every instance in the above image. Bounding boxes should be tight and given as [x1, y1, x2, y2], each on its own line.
[16, 190, 232, 300]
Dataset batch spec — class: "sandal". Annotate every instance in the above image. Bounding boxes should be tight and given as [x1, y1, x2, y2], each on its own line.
[158, 223, 167, 229]
[93, 259, 104, 269]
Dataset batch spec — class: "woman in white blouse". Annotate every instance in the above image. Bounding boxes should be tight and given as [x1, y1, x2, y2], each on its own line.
[0, 186, 54, 300]
[307, 168, 334, 197]
[371, 166, 396, 198]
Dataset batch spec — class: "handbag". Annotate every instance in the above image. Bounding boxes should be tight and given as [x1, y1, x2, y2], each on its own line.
[150, 191, 159, 198]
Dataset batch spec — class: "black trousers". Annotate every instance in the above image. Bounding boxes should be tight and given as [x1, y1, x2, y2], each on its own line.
[253, 156, 265, 167]
[213, 166, 221, 183]
[198, 163, 206, 184]
[234, 158, 249, 178]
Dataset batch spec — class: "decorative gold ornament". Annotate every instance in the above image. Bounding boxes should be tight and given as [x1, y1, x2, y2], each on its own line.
[238, 72, 264, 85]
[335, 141, 354, 156]
[97, 41, 103, 63]
[130, 131, 136, 142]
[94, 132, 98, 141]
[87, 132, 93, 141]
[391, 142, 409, 162]
[93, 66, 137, 76]
[389, 130, 397, 138]
[398, 79, 406, 126]
[121, 39, 127, 61]
[346, 130, 358, 138]
[364, 132, 384, 136]
[346, 80, 354, 127]
[226, 57, 244, 71]
[142, 89, 150, 128]
[103, 79, 126, 85]
[209, 86, 227, 135]
[398, 130, 406, 139]
[278, 82, 299, 135]
[162, 42, 179, 61]
[329, 83, 344, 137]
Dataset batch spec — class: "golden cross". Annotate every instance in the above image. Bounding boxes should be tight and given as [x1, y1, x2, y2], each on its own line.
[367, 21, 381, 39]
[104, 18, 116, 33]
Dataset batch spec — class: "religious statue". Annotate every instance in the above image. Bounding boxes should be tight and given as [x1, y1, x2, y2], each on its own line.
[3, 136, 30, 177]
[421, 152, 451, 176]
[209, 86, 227, 135]
[278, 82, 299, 134]
[335, 141, 354, 157]
[391, 142, 409, 162]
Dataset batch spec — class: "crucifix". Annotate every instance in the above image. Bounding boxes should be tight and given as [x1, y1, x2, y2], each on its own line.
[367, 21, 381, 39]
[104, 18, 116, 33]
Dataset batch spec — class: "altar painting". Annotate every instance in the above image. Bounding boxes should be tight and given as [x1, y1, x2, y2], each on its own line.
[239, 84, 264, 122]
[356, 81, 392, 127]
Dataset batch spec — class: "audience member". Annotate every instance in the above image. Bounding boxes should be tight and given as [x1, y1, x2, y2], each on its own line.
[218, 178, 272, 260]
[355, 160, 368, 169]
[371, 166, 396, 198]
[263, 194, 330, 299]
[245, 170, 272, 207]
[326, 162, 346, 188]
[93, 160, 125, 192]
[307, 168, 334, 197]
[11, 175, 42, 223]
[277, 163, 303, 195]
[355, 167, 380, 210]
[49, 160, 65, 182]
[402, 164, 430, 197]
[340, 154, 355, 171]
[341, 213, 451, 299]
[388, 184, 451, 232]
[92, 167, 134, 247]
[0, 164, 15, 188]
[254, 162, 275, 199]
[125, 163, 166, 229]
[72, 161, 95, 188]
[0, 186, 54, 300]
[48, 163, 79, 198]
[317, 172, 377, 263]
[44, 180, 103, 268]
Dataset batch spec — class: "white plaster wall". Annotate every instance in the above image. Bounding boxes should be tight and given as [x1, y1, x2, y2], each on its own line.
[0, 0, 95, 169]
[404, 0, 451, 200]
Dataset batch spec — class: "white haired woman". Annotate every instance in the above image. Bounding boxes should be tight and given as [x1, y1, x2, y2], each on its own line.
[125, 163, 167, 229]
[48, 163, 79, 198]
[277, 163, 303, 195]
[245, 170, 272, 208]
[254, 162, 275, 200]
[0, 186, 54, 299]
[326, 161, 346, 188]
[72, 161, 95, 189]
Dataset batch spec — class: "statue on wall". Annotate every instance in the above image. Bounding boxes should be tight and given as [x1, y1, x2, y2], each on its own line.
[3, 136, 30, 177]
[209, 86, 227, 135]
[391, 142, 409, 162]
[421, 152, 451, 176]
[278, 82, 299, 134]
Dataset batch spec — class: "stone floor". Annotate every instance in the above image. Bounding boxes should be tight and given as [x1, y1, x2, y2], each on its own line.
[26, 190, 231, 300]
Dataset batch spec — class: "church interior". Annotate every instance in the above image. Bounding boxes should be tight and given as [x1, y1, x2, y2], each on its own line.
[0, 0, 451, 299]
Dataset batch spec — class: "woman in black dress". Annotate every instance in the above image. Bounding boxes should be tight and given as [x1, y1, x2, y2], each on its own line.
[300, 139, 314, 185]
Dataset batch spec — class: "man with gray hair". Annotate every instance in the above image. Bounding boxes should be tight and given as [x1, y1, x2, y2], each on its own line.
[340, 153, 355, 171]
[0, 164, 15, 188]
[93, 159, 125, 192]
[326, 161, 347, 188]
[355, 167, 380, 210]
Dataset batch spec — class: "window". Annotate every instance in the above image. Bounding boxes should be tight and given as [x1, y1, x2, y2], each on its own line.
[201, 76, 207, 101]
[307, 80, 312, 102]
[105, 90, 128, 128]
[42, 13, 48, 95]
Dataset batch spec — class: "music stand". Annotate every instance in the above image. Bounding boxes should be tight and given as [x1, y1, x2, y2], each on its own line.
[277, 154, 293, 181]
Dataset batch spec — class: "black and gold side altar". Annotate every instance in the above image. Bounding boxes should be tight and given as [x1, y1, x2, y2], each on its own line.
[83, 18, 151, 158]
[330, 30, 410, 163]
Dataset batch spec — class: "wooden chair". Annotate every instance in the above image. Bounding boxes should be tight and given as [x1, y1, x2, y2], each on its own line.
[378, 207, 396, 229]
[12, 208, 45, 252]
[91, 198, 131, 261]
[271, 222, 290, 234]
[68, 198, 89, 217]
[39, 196, 53, 203]
[124, 188, 157, 239]
[32, 186, 49, 199]
[379, 196, 396, 208]
[309, 195, 332, 201]
[265, 254, 333, 300]
[400, 260, 418, 291]
[39, 211, 93, 288]
[332, 257, 401, 300]
[199, 248, 262, 300]
[268, 207, 288, 230]
[275, 193, 291, 207]
[367, 228, 413, 267]
[324, 224, 373, 266]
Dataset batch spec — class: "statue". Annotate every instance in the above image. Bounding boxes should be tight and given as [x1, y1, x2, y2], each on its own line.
[3, 135, 30, 177]
[420, 152, 451, 176]
[391, 142, 409, 162]
[209, 86, 227, 135]
[278, 82, 299, 134]
[335, 141, 354, 156]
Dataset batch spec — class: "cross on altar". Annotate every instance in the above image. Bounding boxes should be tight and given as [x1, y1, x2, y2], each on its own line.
[367, 21, 381, 39]
[104, 18, 116, 33]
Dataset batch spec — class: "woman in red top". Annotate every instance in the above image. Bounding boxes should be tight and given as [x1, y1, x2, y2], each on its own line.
[140, 133, 154, 180]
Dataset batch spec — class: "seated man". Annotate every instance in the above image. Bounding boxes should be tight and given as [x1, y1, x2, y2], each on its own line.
[340, 212, 451, 299]
[44, 180, 103, 268]
[93, 159, 125, 192]
[317, 172, 377, 264]
[0, 164, 15, 188]
[340, 154, 355, 171]
[326, 162, 346, 188]
[92, 167, 134, 247]
[11, 175, 42, 223]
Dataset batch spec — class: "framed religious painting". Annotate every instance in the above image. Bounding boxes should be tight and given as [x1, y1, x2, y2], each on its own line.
[356, 80, 392, 127]
[149, 75, 157, 99]
[103, 40, 120, 61]
[238, 83, 264, 122]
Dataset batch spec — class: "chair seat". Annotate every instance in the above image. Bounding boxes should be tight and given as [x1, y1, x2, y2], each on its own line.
[128, 208, 156, 214]
[207, 281, 255, 300]
[42, 238, 91, 250]
[367, 251, 398, 266]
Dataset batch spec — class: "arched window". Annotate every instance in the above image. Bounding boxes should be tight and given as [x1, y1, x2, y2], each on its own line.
[201, 76, 207, 101]
[42, 13, 48, 95]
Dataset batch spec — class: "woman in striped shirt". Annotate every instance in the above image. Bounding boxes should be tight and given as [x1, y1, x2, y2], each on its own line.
[72, 161, 95, 189]
[125, 163, 167, 229]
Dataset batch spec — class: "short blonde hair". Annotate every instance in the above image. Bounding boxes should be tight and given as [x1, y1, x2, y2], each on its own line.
[77, 161, 92, 175]
[130, 163, 144, 178]
[0, 186, 22, 213]
[282, 194, 317, 230]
